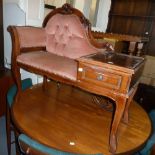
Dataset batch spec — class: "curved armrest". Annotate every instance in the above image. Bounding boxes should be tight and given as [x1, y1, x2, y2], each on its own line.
[7, 26, 46, 56]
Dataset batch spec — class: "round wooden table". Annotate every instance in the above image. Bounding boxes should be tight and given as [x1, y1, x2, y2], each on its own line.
[12, 81, 152, 155]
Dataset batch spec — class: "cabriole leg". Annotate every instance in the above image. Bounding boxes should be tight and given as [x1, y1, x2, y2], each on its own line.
[109, 96, 126, 154]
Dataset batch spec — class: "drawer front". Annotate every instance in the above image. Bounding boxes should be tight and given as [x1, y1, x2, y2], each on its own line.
[78, 65, 122, 90]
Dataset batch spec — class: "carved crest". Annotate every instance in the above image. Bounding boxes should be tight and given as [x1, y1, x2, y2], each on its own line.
[80, 16, 91, 28]
[62, 3, 73, 14]
[43, 3, 91, 29]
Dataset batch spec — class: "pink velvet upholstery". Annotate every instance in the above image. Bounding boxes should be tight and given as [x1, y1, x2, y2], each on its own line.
[45, 14, 99, 59]
[14, 12, 102, 82]
[17, 51, 77, 81]
[16, 27, 46, 48]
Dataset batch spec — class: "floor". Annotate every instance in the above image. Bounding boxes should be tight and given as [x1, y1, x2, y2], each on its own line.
[0, 116, 16, 155]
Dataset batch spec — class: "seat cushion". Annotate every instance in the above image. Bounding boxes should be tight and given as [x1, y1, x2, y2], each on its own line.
[17, 51, 77, 81]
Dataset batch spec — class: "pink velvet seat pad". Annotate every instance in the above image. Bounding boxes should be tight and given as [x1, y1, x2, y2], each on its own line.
[17, 51, 77, 81]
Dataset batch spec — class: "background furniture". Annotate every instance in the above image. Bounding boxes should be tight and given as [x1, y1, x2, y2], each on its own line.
[11, 81, 151, 155]
[0, 0, 4, 68]
[92, 31, 149, 56]
[107, 0, 155, 57]
[0, 68, 13, 117]
[6, 78, 32, 155]
[134, 83, 155, 113]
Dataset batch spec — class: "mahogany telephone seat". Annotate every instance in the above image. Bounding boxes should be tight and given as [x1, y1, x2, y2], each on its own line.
[8, 3, 144, 154]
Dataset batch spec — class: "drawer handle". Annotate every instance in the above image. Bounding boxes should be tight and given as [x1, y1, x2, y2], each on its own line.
[78, 68, 83, 72]
[97, 74, 103, 81]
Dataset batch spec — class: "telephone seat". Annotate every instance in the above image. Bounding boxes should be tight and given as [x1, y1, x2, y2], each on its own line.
[8, 3, 144, 154]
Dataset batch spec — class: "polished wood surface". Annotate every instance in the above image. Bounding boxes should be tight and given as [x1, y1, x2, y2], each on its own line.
[12, 81, 151, 155]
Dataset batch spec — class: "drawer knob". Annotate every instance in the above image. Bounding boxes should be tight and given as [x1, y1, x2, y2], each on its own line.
[78, 68, 83, 72]
[97, 74, 103, 81]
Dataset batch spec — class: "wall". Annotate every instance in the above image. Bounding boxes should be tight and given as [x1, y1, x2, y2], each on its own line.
[83, 0, 91, 19]
[26, 0, 43, 26]
[96, 0, 111, 32]
[44, 0, 67, 17]
[74, 0, 111, 32]
[74, 0, 85, 11]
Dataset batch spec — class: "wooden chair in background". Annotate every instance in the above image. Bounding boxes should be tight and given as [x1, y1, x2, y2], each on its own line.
[6, 78, 33, 155]
[91, 31, 149, 56]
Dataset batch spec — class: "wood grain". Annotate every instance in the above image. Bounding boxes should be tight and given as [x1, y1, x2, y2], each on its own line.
[12, 81, 151, 155]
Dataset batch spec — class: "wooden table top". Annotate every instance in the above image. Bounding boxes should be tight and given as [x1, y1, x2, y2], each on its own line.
[12, 81, 152, 155]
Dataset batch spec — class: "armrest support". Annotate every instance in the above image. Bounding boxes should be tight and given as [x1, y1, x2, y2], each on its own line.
[7, 26, 46, 55]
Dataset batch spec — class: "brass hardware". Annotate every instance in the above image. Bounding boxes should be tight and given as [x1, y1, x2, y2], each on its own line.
[97, 74, 103, 81]
[78, 68, 83, 72]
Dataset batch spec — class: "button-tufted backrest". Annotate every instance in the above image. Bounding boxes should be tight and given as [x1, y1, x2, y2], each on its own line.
[45, 14, 98, 59]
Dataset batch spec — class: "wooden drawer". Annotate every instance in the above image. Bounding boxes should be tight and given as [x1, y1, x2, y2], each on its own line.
[78, 64, 122, 90]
